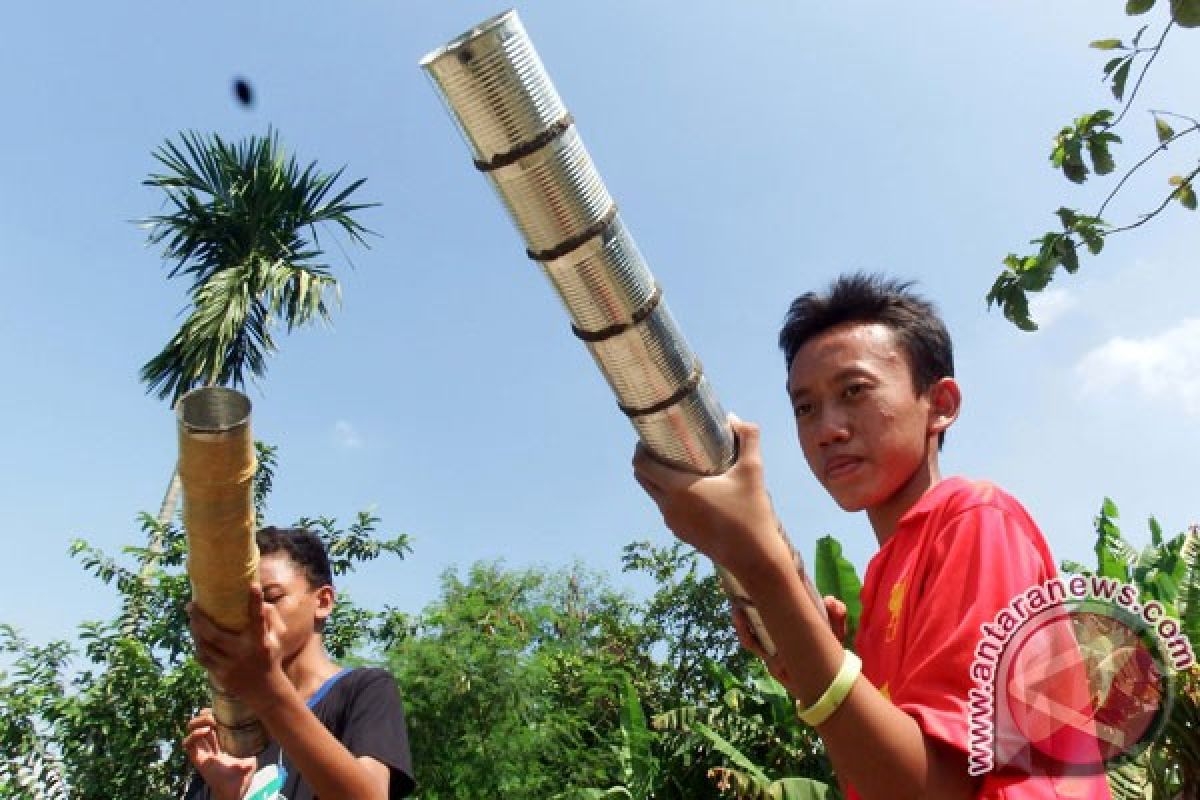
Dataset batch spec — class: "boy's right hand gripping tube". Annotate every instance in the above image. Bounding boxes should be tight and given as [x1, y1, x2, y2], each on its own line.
[420, 10, 826, 655]
[177, 387, 268, 757]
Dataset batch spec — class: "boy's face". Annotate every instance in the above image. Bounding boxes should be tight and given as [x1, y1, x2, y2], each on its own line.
[787, 321, 944, 516]
[259, 553, 333, 661]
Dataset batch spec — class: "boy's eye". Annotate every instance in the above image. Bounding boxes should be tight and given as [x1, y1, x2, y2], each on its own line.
[264, 593, 284, 604]
[793, 402, 813, 418]
[843, 383, 868, 399]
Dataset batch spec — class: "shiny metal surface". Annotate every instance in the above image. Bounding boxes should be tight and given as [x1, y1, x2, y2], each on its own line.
[420, 10, 566, 164]
[627, 376, 735, 475]
[177, 386, 251, 434]
[211, 677, 270, 757]
[538, 215, 656, 335]
[422, 11, 826, 655]
[487, 127, 612, 255]
[585, 301, 695, 414]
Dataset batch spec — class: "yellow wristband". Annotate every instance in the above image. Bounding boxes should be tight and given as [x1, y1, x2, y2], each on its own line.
[796, 650, 861, 727]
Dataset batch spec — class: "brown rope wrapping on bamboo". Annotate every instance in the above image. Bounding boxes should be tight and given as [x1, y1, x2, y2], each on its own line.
[176, 387, 266, 756]
[178, 430, 258, 632]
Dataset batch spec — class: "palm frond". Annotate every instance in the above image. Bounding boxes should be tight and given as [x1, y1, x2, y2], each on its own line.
[140, 128, 376, 403]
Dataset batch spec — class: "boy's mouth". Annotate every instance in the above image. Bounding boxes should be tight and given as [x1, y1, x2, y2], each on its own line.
[824, 455, 862, 481]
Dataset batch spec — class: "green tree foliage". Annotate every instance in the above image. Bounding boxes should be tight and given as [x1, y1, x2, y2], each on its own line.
[391, 540, 845, 800]
[621, 541, 758, 709]
[390, 561, 641, 798]
[569, 540, 861, 800]
[140, 129, 377, 404]
[650, 661, 835, 800]
[988, 1, 1199, 330]
[0, 448, 409, 799]
[1062, 498, 1200, 799]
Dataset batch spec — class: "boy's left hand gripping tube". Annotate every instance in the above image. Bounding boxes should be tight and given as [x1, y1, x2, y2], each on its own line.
[177, 387, 268, 757]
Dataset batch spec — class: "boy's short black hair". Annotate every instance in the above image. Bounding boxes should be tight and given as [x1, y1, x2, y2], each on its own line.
[778, 272, 954, 445]
[256, 526, 334, 589]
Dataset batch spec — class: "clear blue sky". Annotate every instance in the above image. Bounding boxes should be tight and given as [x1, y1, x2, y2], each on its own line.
[2, 1, 1198, 649]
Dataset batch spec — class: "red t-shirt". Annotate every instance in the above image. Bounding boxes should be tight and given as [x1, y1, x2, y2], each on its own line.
[847, 477, 1111, 799]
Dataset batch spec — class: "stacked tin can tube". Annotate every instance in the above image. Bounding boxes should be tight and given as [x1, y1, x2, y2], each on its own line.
[421, 10, 824, 655]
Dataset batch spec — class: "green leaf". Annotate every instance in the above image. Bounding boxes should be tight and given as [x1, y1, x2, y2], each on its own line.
[767, 778, 833, 800]
[1055, 207, 1080, 229]
[1095, 499, 1131, 582]
[1181, 528, 1200, 648]
[690, 722, 770, 784]
[1111, 59, 1133, 102]
[1101, 56, 1126, 79]
[1126, 0, 1156, 13]
[1089, 38, 1124, 50]
[1155, 117, 1176, 143]
[1151, 572, 1180, 606]
[814, 535, 863, 643]
[1150, 517, 1164, 547]
[1086, 137, 1116, 176]
[1018, 263, 1053, 292]
[615, 673, 655, 790]
[1103, 497, 1120, 519]
[1063, 160, 1088, 184]
[1005, 287, 1038, 332]
[1171, 0, 1200, 26]
[1056, 237, 1080, 273]
[1079, 226, 1106, 255]
[1179, 184, 1198, 211]
[1132, 24, 1150, 47]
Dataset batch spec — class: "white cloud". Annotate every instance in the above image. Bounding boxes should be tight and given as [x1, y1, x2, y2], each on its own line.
[332, 420, 364, 449]
[1029, 288, 1078, 328]
[1077, 318, 1200, 417]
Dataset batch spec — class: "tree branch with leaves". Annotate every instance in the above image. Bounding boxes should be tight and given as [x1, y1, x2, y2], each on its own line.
[987, 0, 1199, 331]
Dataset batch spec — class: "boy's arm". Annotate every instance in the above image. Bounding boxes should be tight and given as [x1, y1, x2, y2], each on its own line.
[740, 555, 979, 800]
[633, 418, 979, 800]
[246, 671, 391, 799]
[189, 588, 390, 800]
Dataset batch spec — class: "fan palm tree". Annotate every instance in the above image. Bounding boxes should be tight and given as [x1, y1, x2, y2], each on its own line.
[131, 128, 376, 624]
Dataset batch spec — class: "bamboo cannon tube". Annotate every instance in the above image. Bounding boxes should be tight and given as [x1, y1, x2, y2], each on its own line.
[177, 386, 267, 756]
[420, 11, 826, 655]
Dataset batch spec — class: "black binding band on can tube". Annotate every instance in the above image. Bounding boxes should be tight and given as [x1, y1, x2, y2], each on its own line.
[473, 114, 574, 172]
[527, 204, 618, 263]
[570, 284, 662, 343]
[618, 364, 704, 418]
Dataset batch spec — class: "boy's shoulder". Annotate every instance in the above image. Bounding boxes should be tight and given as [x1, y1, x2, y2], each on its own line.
[908, 476, 1034, 528]
[889, 476, 1054, 576]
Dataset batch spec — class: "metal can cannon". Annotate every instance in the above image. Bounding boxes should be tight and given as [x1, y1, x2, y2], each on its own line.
[421, 10, 824, 654]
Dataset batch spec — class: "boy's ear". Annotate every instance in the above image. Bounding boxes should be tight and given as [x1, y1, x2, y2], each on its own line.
[314, 585, 336, 624]
[927, 376, 962, 438]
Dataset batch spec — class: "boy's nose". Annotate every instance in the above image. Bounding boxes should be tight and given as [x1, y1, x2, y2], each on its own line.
[816, 408, 851, 447]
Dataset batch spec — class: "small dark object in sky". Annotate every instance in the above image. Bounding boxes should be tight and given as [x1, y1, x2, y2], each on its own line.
[233, 78, 254, 108]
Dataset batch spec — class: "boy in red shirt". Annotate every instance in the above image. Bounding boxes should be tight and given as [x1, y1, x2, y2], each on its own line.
[633, 274, 1111, 799]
